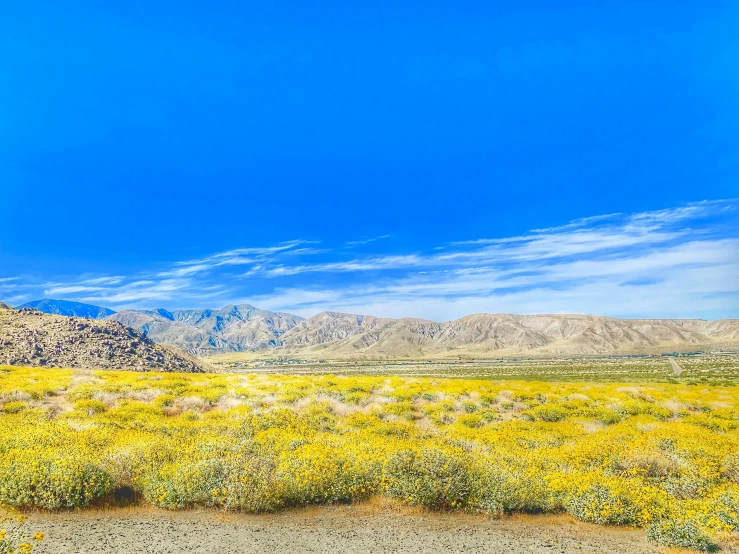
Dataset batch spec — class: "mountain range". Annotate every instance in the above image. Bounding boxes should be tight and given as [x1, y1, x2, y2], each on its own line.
[17, 299, 115, 319]
[15, 299, 739, 358]
[107, 304, 302, 354]
[271, 311, 739, 358]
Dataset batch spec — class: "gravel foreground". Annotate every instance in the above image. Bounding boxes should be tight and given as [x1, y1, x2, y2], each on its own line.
[24, 504, 739, 554]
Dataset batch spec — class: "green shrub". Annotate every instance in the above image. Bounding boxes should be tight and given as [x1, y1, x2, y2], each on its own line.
[457, 414, 484, 429]
[153, 394, 176, 408]
[278, 444, 379, 505]
[224, 458, 284, 512]
[299, 404, 337, 432]
[645, 405, 673, 421]
[384, 448, 470, 510]
[0, 457, 112, 509]
[75, 399, 107, 415]
[566, 483, 646, 526]
[470, 465, 550, 514]
[142, 456, 284, 512]
[646, 520, 717, 552]
[237, 408, 299, 438]
[461, 401, 478, 414]
[343, 392, 370, 405]
[594, 408, 622, 425]
[711, 488, 739, 531]
[2, 401, 26, 414]
[531, 405, 568, 422]
[723, 453, 739, 483]
[142, 458, 230, 509]
[383, 402, 414, 416]
[479, 409, 498, 422]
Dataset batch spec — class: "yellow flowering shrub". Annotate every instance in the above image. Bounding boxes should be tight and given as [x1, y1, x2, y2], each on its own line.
[278, 443, 380, 504]
[0, 451, 112, 509]
[563, 475, 672, 526]
[0, 364, 738, 548]
[1, 402, 25, 415]
[384, 448, 471, 510]
[470, 461, 551, 514]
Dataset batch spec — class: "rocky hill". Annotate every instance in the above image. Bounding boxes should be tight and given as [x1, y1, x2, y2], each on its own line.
[106, 304, 303, 354]
[0, 304, 208, 371]
[17, 299, 115, 319]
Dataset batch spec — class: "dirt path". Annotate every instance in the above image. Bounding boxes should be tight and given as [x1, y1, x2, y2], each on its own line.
[668, 356, 684, 376]
[23, 504, 720, 554]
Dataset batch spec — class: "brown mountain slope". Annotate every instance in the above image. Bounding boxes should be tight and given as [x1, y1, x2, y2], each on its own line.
[106, 304, 303, 354]
[0, 305, 208, 372]
[275, 312, 739, 358]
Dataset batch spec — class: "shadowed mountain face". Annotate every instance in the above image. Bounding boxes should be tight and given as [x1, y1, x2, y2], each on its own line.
[17, 299, 115, 319]
[102, 303, 739, 357]
[0, 304, 207, 372]
[106, 304, 304, 354]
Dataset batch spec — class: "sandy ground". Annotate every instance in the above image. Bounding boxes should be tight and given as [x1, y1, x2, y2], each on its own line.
[23, 503, 739, 554]
[668, 356, 685, 376]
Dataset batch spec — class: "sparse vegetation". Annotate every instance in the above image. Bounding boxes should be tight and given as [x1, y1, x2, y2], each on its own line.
[0, 512, 44, 554]
[212, 354, 739, 385]
[646, 519, 718, 551]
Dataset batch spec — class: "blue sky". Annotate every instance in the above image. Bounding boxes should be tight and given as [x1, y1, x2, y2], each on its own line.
[1, 1, 737, 320]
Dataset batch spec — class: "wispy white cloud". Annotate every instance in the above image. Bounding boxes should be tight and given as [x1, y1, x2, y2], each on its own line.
[246, 205, 706, 278]
[530, 213, 622, 233]
[33, 240, 314, 308]
[75, 279, 226, 305]
[245, 200, 739, 319]
[45, 285, 109, 295]
[78, 276, 125, 286]
[346, 234, 391, 246]
[2, 294, 30, 305]
[159, 240, 316, 277]
[627, 199, 735, 226]
[257, 254, 424, 277]
[8, 199, 738, 319]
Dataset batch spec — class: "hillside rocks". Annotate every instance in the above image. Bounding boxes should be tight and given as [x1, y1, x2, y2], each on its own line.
[0, 305, 208, 372]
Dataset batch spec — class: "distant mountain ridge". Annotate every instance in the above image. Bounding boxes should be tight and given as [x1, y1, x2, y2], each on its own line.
[110, 305, 739, 357]
[276, 312, 739, 358]
[106, 304, 304, 354]
[11, 299, 739, 357]
[18, 299, 115, 319]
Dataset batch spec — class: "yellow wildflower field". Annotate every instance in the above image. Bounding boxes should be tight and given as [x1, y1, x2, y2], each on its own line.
[1, 365, 737, 549]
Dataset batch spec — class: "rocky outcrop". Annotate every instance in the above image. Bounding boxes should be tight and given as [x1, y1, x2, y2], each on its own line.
[0, 305, 208, 372]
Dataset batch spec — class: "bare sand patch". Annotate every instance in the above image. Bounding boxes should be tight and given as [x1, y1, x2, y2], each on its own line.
[25, 503, 733, 554]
